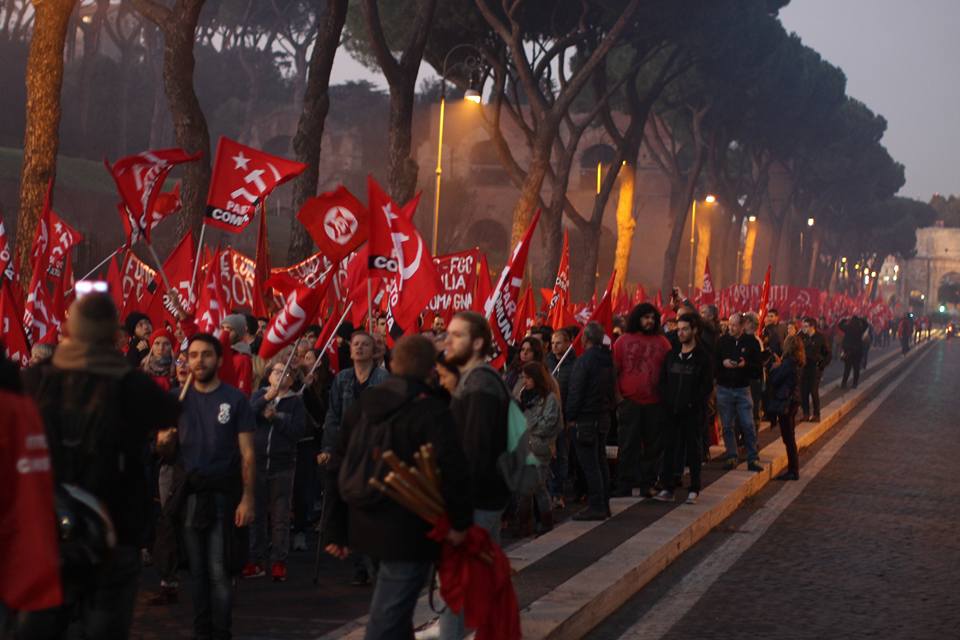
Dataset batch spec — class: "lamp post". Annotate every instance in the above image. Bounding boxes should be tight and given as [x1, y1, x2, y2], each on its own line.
[432, 44, 482, 257]
[688, 194, 716, 298]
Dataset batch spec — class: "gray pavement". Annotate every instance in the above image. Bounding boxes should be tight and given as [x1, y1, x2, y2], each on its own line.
[589, 338, 960, 640]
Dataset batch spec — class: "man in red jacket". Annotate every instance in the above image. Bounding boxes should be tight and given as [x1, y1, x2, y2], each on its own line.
[221, 313, 253, 395]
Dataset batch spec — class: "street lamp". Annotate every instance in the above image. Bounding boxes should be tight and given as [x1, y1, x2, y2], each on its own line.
[748, 215, 757, 222]
[807, 217, 815, 227]
[688, 194, 716, 297]
[432, 45, 482, 256]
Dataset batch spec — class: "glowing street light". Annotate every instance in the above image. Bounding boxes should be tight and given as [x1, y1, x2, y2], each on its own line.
[688, 195, 717, 297]
[807, 217, 815, 227]
[841, 256, 847, 263]
[748, 215, 757, 222]
[463, 89, 481, 104]
[705, 194, 717, 204]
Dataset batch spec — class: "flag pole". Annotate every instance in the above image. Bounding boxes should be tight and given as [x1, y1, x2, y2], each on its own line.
[551, 343, 574, 376]
[305, 301, 353, 380]
[66, 245, 123, 295]
[190, 222, 207, 302]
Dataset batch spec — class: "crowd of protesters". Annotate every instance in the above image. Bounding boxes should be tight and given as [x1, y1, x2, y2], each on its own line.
[1, 283, 933, 640]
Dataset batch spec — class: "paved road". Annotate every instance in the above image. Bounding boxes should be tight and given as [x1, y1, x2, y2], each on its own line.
[590, 339, 960, 640]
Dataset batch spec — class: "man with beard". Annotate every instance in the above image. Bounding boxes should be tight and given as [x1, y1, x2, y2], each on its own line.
[157, 333, 255, 640]
[440, 311, 511, 640]
[220, 314, 253, 395]
[612, 303, 672, 498]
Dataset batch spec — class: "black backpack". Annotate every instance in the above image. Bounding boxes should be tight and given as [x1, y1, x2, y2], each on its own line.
[337, 392, 421, 508]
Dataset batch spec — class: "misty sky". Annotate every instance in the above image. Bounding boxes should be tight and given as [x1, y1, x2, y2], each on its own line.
[329, 1, 960, 200]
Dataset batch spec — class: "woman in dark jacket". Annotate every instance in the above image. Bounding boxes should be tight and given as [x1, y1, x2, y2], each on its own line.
[768, 335, 805, 480]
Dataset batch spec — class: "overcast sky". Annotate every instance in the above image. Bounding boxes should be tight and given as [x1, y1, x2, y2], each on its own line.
[329, 1, 960, 200]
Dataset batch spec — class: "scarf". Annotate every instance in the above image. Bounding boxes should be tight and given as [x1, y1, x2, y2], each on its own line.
[52, 338, 131, 378]
[143, 353, 174, 378]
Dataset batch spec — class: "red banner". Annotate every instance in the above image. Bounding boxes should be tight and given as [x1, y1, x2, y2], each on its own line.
[120, 253, 158, 317]
[427, 249, 480, 322]
[216, 248, 256, 311]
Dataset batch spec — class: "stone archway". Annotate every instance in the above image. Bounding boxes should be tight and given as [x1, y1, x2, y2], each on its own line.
[938, 271, 960, 304]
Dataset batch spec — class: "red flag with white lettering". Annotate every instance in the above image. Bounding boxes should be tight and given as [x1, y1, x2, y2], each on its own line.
[546, 230, 570, 329]
[105, 148, 198, 245]
[195, 248, 228, 334]
[0, 211, 14, 281]
[119, 253, 158, 319]
[572, 270, 616, 355]
[700, 258, 716, 305]
[146, 231, 196, 327]
[296, 185, 369, 264]
[259, 278, 332, 361]
[0, 278, 30, 365]
[205, 137, 306, 233]
[485, 210, 541, 369]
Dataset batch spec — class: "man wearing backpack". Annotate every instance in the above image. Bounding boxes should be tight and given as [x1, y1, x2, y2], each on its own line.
[441, 311, 512, 640]
[21, 293, 180, 639]
[321, 335, 472, 639]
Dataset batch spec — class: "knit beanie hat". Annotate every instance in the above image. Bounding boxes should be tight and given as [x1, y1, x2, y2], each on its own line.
[68, 293, 120, 345]
[150, 328, 176, 347]
[222, 313, 248, 338]
[124, 311, 150, 336]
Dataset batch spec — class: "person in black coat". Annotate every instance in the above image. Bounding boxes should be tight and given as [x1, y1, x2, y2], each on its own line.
[655, 314, 713, 504]
[839, 316, 866, 389]
[321, 336, 471, 639]
[768, 335, 805, 480]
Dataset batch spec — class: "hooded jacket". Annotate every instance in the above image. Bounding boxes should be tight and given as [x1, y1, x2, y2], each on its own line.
[321, 376, 472, 561]
[249, 389, 307, 472]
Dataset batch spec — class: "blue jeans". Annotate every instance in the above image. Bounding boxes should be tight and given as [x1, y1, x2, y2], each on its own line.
[438, 509, 502, 639]
[364, 561, 432, 639]
[182, 494, 233, 640]
[718, 385, 758, 462]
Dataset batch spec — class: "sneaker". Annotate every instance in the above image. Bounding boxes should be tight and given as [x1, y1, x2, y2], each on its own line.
[241, 562, 266, 579]
[271, 562, 288, 582]
[747, 460, 764, 472]
[572, 508, 608, 521]
[351, 568, 370, 586]
[292, 532, 308, 551]
[723, 458, 738, 471]
[652, 489, 674, 502]
[685, 491, 699, 505]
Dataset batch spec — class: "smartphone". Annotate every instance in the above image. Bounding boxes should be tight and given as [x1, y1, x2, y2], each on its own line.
[75, 280, 109, 299]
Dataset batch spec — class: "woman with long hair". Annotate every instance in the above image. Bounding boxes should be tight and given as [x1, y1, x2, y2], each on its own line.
[504, 335, 544, 393]
[768, 334, 806, 480]
[516, 361, 562, 535]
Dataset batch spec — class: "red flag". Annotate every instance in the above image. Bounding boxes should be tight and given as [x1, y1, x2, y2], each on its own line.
[118, 253, 158, 319]
[512, 287, 535, 344]
[366, 177, 422, 278]
[473, 252, 492, 314]
[146, 231, 196, 327]
[572, 270, 616, 355]
[23, 274, 57, 345]
[613, 285, 632, 317]
[546, 230, 570, 329]
[0, 211, 14, 281]
[0, 278, 30, 365]
[195, 248, 228, 334]
[700, 258, 716, 305]
[48, 248, 72, 334]
[632, 284, 646, 306]
[252, 207, 271, 316]
[757, 264, 772, 329]
[313, 307, 347, 374]
[296, 185, 369, 264]
[259, 278, 331, 361]
[30, 182, 82, 282]
[654, 289, 663, 313]
[485, 210, 541, 369]
[105, 148, 198, 245]
[105, 252, 124, 311]
[205, 137, 306, 233]
[539, 288, 553, 312]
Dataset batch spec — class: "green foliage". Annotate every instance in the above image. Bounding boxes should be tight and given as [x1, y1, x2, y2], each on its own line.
[929, 194, 960, 228]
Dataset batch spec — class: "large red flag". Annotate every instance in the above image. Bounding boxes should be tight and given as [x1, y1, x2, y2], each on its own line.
[30, 182, 82, 282]
[366, 177, 422, 278]
[700, 258, 716, 305]
[572, 270, 616, 355]
[485, 210, 541, 369]
[512, 287, 536, 344]
[0, 278, 30, 366]
[259, 278, 332, 360]
[146, 231, 196, 327]
[296, 185, 368, 264]
[119, 253, 158, 319]
[546, 230, 570, 329]
[205, 137, 306, 233]
[105, 148, 198, 245]
[195, 248, 228, 334]
[473, 252, 492, 314]
[757, 264, 772, 329]
[252, 207, 271, 316]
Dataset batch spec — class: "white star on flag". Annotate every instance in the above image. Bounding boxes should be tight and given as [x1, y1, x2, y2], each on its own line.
[232, 151, 250, 171]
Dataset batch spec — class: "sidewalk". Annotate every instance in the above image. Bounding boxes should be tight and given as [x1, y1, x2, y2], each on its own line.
[324, 338, 935, 639]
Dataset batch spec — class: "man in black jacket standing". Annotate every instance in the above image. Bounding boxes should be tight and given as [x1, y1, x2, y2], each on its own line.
[322, 336, 471, 639]
[716, 313, 764, 472]
[655, 314, 713, 505]
[566, 322, 616, 521]
[800, 317, 831, 421]
[839, 315, 865, 389]
[546, 328, 575, 507]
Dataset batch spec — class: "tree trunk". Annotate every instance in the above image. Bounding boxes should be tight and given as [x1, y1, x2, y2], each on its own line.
[287, 0, 348, 264]
[145, 24, 169, 148]
[807, 232, 820, 288]
[386, 81, 418, 205]
[153, 0, 211, 239]
[659, 185, 688, 296]
[771, 213, 793, 286]
[17, 0, 75, 288]
[509, 128, 553, 247]
[576, 224, 601, 301]
[612, 161, 636, 294]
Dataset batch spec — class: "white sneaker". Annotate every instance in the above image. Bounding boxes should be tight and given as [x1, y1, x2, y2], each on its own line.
[292, 532, 307, 551]
[653, 489, 674, 502]
[685, 491, 699, 505]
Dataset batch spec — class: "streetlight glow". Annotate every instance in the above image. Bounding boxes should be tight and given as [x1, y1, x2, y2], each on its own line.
[464, 89, 481, 104]
[841, 257, 847, 263]
[807, 217, 815, 227]
[748, 215, 757, 222]
[705, 194, 717, 204]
